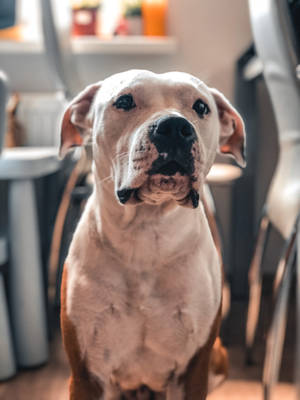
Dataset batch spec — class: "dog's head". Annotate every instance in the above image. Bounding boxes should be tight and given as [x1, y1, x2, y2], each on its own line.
[60, 70, 246, 208]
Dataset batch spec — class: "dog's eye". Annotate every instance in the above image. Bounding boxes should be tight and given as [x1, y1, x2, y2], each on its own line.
[193, 99, 210, 118]
[113, 94, 136, 111]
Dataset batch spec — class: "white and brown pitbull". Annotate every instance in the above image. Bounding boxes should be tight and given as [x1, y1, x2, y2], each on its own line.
[60, 70, 245, 400]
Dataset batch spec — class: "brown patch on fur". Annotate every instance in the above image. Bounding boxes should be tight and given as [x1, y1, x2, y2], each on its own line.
[209, 337, 228, 379]
[61, 265, 103, 400]
[60, 108, 83, 157]
[210, 88, 246, 167]
[178, 306, 222, 400]
[5, 93, 25, 147]
[60, 83, 101, 157]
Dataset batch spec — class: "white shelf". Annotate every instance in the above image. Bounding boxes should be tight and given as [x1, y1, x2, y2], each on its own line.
[0, 36, 177, 55]
[0, 39, 43, 53]
[72, 36, 177, 54]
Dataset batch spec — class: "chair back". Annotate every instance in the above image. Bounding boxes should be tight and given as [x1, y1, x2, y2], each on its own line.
[249, 0, 300, 238]
[40, 0, 82, 99]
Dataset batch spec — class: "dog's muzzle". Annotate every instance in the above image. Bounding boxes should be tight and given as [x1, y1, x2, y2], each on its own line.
[116, 116, 201, 208]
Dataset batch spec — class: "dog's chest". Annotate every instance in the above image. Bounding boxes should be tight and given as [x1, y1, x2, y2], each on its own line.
[68, 244, 221, 391]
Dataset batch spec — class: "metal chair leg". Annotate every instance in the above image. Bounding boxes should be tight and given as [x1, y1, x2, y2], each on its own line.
[246, 210, 271, 364]
[273, 253, 287, 297]
[262, 228, 297, 400]
[273, 235, 293, 297]
[295, 216, 300, 400]
[48, 150, 89, 302]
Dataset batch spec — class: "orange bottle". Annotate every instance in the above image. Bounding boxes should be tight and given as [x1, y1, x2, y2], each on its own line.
[142, 0, 167, 36]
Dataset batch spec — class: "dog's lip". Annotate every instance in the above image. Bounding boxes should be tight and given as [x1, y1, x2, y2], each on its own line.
[117, 188, 140, 204]
[116, 181, 199, 208]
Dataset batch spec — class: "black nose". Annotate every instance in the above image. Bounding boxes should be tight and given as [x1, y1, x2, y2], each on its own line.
[148, 116, 197, 176]
[149, 116, 196, 152]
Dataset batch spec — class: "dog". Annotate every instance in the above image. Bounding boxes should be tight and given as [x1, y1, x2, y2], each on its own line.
[60, 70, 246, 400]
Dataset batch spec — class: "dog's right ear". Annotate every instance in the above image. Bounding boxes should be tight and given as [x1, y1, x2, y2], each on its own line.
[60, 82, 101, 157]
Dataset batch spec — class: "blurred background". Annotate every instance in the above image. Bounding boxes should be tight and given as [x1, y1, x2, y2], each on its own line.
[0, 0, 299, 399]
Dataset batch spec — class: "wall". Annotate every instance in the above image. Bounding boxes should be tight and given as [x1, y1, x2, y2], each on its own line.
[167, 0, 252, 100]
[0, 0, 252, 100]
[77, 0, 253, 101]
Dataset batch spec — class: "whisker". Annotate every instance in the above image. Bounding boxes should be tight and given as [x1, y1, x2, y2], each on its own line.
[113, 149, 146, 163]
[98, 174, 114, 184]
[114, 151, 130, 160]
[114, 156, 129, 164]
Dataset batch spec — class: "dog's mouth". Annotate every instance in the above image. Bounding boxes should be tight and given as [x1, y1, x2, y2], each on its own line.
[148, 153, 195, 177]
[149, 160, 188, 176]
[116, 162, 199, 208]
[115, 145, 202, 209]
[116, 183, 199, 209]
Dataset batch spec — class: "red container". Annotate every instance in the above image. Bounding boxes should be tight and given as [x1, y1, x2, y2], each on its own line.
[72, 7, 98, 36]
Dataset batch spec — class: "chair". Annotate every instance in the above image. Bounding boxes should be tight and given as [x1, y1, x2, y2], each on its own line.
[40, 0, 82, 98]
[39, 0, 90, 300]
[205, 164, 243, 319]
[0, 0, 83, 368]
[0, 71, 16, 380]
[0, 146, 60, 368]
[0, 0, 68, 366]
[246, 0, 300, 397]
[0, 0, 82, 369]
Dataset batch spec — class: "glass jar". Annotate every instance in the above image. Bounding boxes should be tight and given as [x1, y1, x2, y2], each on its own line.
[142, 0, 167, 36]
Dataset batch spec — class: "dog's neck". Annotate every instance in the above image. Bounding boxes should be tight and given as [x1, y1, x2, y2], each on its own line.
[94, 179, 179, 232]
[87, 178, 207, 266]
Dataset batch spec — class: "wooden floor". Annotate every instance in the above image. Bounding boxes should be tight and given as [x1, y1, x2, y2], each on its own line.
[0, 334, 295, 400]
[0, 298, 296, 400]
[0, 331, 69, 400]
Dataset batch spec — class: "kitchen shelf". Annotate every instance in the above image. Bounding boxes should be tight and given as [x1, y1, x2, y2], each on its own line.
[73, 36, 177, 54]
[0, 38, 43, 53]
[0, 36, 177, 55]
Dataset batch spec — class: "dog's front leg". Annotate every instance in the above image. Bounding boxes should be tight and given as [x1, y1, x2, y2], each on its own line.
[180, 349, 211, 400]
[165, 381, 186, 400]
[175, 310, 222, 400]
[69, 373, 104, 400]
[165, 356, 210, 400]
[61, 266, 104, 400]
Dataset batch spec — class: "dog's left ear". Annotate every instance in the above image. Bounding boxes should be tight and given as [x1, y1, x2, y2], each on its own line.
[60, 82, 101, 157]
[210, 88, 246, 167]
